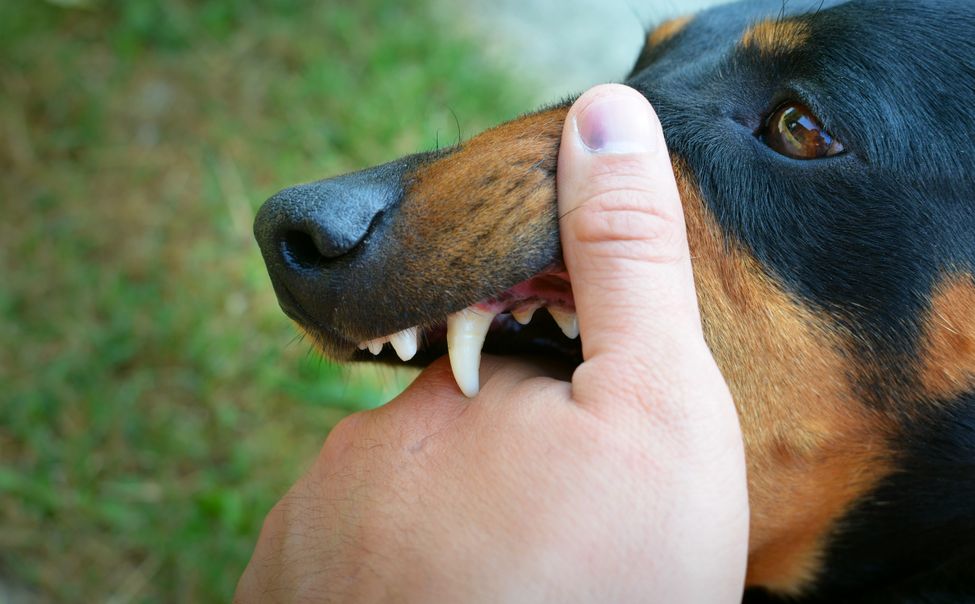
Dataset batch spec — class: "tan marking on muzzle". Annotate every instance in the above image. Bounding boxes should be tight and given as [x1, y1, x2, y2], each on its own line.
[391, 107, 568, 313]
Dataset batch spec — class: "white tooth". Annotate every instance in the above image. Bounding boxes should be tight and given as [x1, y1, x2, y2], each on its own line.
[357, 342, 367, 350]
[367, 339, 385, 355]
[547, 308, 579, 339]
[389, 327, 419, 361]
[446, 308, 496, 397]
[511, 306, 538, 325]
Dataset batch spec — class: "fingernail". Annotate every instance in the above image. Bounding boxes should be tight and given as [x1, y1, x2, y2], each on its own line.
[575, 93, 657, 155]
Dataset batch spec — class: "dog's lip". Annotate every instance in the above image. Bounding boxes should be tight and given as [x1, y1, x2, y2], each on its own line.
[283, 264, 574, 349]
[343, 265, 579, 396]
[475, 270, 574, 315]
[282, 263, 582, 395]
[354, 266, 574, 348]
[270, 277, 363, 350]
[354, 309, 580, 362]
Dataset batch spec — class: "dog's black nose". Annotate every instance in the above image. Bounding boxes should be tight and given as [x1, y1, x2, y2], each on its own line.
[256, 170, 399, 269]
[254, 160, 409, 321]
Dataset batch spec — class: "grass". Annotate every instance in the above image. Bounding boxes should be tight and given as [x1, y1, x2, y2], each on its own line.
[0, 0, 533, 601]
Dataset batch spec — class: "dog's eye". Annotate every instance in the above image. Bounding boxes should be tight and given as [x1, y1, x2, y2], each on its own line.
[761, 102, 844, 159]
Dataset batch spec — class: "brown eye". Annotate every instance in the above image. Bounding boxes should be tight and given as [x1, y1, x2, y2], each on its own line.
[761, 102, 845, 159]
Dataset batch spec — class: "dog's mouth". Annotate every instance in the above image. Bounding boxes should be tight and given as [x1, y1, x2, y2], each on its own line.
[258, 109, 571, 397]
[347, 266, 580, 396]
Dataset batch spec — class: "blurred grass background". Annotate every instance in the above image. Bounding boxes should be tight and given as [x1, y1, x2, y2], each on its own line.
[0, 0, 533, 601]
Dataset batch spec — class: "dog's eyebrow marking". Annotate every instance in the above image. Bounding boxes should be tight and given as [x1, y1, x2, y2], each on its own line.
[740, 18, 811, 55]
[918, 273, 975, 401]
[646, 15, 693, 47]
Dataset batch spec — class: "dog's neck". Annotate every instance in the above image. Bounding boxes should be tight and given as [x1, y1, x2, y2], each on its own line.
[746, 389, 975, 603]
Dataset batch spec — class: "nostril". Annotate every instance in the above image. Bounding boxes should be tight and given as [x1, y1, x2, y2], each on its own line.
[281, 229, 330, 270]
[258, 168, 403, 275]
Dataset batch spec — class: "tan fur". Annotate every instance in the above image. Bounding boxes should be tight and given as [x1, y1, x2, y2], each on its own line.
[386, 107, 898, 595]
[675, 162, 894, 594]
[919, 274, 975, 401]
[740, 19, 811, 55]
[393, 108, 566, 309]
[648, 16, 694, 47]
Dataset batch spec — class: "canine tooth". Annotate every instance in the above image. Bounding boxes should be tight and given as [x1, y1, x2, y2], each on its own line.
[446, 308, 496, 398]
[389, 327, 419, 361]
[548, 308, 579, 339]
[367, 339, 385, 355]
[357, 342, 367, 350]
[511, 306, 537, 325]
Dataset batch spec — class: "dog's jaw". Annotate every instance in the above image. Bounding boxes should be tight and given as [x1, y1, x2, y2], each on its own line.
[355, 269, 576, 396]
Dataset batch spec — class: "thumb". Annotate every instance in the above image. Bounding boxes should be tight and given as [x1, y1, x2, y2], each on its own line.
[557, 84, 711, 408]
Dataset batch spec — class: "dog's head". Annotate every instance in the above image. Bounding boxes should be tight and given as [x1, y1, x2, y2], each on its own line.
[254, 0, 975, 600]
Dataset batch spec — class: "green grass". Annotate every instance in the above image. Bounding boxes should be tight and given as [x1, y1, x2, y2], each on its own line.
[0, 0, 533, 601]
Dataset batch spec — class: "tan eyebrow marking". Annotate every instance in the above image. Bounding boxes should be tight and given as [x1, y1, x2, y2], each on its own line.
[740, 19, 812, 55]
[647, 15, 693, 47]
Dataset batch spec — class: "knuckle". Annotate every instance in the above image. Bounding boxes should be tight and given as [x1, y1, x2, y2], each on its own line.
[329, 412, 363, 440]
[259, 498, 286, 537]
[575, 354, 701, 429]
[568, 188, 687, 265]
[319, 411, 366, 458]
[407, 357, 465, 402]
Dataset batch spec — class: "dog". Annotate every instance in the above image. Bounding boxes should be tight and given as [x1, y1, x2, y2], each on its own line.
[253, 0, 975, 600]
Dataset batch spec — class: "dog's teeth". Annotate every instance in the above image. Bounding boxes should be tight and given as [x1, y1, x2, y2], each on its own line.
[511, 306, 538, 325]
[389, 327, 419, 361]
[357, 342, 367, 350]
[446, 307, 496, 398]
[367, 339, 385, 355]
[548, 308, 579, 339]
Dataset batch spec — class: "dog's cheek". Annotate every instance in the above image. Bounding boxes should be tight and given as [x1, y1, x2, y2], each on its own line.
[387, 107, 569, 318]
[917, 273, 975, 402]
[673, 160, 897, 595]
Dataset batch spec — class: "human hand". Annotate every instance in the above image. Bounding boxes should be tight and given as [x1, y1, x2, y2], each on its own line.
[235, 84, 748, 603]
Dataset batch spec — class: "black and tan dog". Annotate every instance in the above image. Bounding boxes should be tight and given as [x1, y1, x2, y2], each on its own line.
[253, 0, 975, 601]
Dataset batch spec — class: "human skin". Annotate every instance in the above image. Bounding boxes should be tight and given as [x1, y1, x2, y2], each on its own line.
[235, 84, 749, 603]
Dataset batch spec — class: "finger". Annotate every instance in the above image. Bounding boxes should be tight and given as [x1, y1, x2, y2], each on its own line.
[557, 84, 712, 405]
[375, 356, 554, 427]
